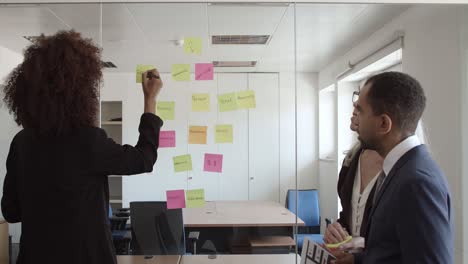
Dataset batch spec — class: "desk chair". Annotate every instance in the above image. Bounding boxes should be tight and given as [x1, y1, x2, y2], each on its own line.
[129, 202, 199, 255]
[286, 189, 324, 249]
[108, 206, 131, 254]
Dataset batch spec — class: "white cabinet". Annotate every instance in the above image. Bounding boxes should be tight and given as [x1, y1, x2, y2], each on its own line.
[248, 73, 280, 201]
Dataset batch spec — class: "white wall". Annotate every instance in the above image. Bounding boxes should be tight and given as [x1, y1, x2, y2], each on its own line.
[0, 46, 23, 242]
[101, 71, 318, 207]
[319, 5, 466, 263]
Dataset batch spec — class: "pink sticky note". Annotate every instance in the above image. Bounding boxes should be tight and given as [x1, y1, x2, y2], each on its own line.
[195, 63, 214, 81]
[166, 190, 186, 209]
[160, 131, 176, 148]
[204, 153, 223, 173]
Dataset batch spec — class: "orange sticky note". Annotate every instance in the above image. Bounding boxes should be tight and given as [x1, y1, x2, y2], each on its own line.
[189, 126, 208, 144]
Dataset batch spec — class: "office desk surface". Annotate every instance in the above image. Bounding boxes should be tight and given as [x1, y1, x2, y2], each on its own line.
[180, 254, 300, 264]
[183, 201, 305, 227]
[117, 255, 180, 264]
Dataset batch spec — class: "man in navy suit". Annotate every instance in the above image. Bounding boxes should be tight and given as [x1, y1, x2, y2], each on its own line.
[333, 72, 453, 264]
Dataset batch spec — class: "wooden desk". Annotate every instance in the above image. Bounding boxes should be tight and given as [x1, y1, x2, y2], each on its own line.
[179, 254, 300, 264]
[0, 219, 8, 264]
[183, 201, 305, 227]
[117, 255, 180, 264]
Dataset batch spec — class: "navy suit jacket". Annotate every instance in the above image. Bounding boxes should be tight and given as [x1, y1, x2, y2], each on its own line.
[355, 145, 453, 264]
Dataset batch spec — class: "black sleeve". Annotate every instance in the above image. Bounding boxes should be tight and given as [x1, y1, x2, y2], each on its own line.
[93, 113, 163, 176]
[1, 136, 21, 223]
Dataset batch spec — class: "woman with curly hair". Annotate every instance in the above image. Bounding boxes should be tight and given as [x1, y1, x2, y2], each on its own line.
[1, 30, 163, 264]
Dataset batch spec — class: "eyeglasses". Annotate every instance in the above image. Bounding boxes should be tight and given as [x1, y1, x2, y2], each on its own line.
[352, 90, 360, 104]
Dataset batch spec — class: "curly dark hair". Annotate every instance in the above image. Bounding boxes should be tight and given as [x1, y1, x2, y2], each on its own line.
[365, 71, 426, 134]
[2, 30, 102, 136]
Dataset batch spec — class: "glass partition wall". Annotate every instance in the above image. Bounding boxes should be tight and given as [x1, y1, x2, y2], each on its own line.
[1, 2, 467, 263]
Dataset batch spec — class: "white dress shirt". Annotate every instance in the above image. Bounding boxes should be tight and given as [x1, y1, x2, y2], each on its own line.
[382, 135, 422, 176]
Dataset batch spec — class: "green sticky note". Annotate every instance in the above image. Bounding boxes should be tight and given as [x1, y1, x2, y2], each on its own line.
[156, 101, 175, 120]
[173, 154, 192, 172]
[218, 93, 238, 112]
[237, 90, 256, 109]
[192, 93, 210, 112]
[172, 64, 190, 81]
[215, 125, 233, 143]
[136, 65, 155, 83]
[184, 37, 202, 55]
[186, 189, 205, 208]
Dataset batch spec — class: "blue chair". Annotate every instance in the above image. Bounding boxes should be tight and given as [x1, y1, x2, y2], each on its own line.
[286, 189, 324, 249]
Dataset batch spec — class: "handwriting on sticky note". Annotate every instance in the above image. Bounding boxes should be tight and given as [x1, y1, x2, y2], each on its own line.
[173, 154, 192, 172]
[159, 131, 176, 148]
[136, 65, 155, 83]
[189, 126, 207, 144]
[192, 94, 210, 112]
[195, 63, 213, 80]
[186, 189, 205, 208]
[184, 37, 202, 55]
[237, 90, 256, 109]
[215, 125, 233, 143]
[172, 64, 190, 81]
[204, 154, 223, 173]
[166, 190, 186, 209]
[218, 93, 238, 112]
[156, 102, 175, 120]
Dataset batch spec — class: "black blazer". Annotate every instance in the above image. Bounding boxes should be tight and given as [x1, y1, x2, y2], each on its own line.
[337, 146, 376, 238]
[356, 145, 453, 263]
[1, 113, 163, 264]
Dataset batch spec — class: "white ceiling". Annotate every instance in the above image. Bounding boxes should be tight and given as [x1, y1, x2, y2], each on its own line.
[0, 3, 409, 73]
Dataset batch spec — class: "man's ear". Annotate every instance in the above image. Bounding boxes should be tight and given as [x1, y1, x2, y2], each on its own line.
[378, 114, 392, 135]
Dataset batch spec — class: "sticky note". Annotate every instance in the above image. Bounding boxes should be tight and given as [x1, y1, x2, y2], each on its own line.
[172, 64, 190, 81]
[192, 94, 210, 112]
[326, 236, 353, 249]
[184, 37, 202, 55]
[215, 125, 233, 143]
[189, 126, 208, 144]
[186, 189, 205, 208]
[173, 154, 192, 172]
[218, 93, 238, 112]
[195, 63, 214, 80]
[136, 64, 155, 83]
[237, 90, 256, 109]
[204, 154, 223, 173]
[156, 101, 175, 120]
[159, 131, 176, 148]
[166, 190, 186, 209]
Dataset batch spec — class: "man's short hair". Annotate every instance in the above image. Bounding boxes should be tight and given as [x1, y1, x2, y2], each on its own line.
[364, 71, 426, 133]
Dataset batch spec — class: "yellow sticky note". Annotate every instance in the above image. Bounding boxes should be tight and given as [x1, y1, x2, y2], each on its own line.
[173, 154, 192, 172]
[192, 94, 210, 112]
[186, 189, 205, 208]
[237, 90, 256, 109]
[172, 64, 190, 81]
[218, 93, 238, 112]
[189, 126, 208, 144]
[156, 101, 175, 120]
[184, 37, 202, 55]
[136, 65, 155, 83]
[326, 236, 353, 249]
[215, 125, 233, 143]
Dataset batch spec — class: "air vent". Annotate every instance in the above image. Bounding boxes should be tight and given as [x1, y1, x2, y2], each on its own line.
[102, 61, 117, 68]
[212, 35, 270, 45]
[213, 61, 257, 68]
